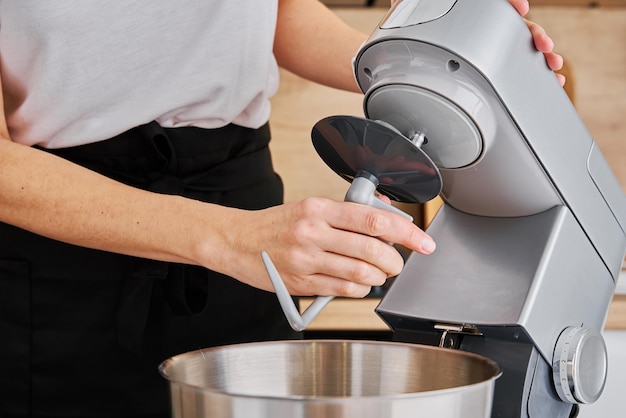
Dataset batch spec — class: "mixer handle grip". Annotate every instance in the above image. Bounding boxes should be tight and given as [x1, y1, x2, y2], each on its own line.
[346, 173, 413, 222]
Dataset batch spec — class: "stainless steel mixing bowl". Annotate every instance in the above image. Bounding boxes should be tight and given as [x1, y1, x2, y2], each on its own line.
[159, 339, 501, 418]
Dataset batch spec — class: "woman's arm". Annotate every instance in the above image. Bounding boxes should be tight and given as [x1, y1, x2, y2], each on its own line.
[274, 0, 366, 93]
[0, 112, 215, 267]
[0, 77, 435, 297]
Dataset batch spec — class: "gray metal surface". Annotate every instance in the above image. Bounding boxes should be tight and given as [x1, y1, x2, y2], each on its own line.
[377, 205, 615, 363]
[160, 340, 501, 418]
[366, 86, 483, 169]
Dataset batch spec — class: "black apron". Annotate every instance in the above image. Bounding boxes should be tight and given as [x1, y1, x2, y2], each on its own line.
[0, 122, 300, 418]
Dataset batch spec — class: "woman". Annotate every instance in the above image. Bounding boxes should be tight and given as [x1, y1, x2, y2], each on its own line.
[0, 0, 563, 416]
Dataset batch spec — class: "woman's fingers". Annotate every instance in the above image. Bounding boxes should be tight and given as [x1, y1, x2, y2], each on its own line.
[249, 197, 434, 298]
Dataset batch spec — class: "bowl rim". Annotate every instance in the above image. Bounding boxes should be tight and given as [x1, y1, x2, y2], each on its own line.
[158, 339, 502, 402]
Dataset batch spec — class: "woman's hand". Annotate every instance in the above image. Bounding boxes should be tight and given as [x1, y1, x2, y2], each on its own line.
[216, 197, 435, 298]
[507, 0, 565, 85]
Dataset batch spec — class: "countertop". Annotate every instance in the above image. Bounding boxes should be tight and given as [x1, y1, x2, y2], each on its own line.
[300, 293, 626, 331]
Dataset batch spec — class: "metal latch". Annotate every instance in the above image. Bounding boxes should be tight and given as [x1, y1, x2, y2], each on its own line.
[435, 323, 483, 349]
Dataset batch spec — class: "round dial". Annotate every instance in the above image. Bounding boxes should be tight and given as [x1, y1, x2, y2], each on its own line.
[552, 326, 608, 404]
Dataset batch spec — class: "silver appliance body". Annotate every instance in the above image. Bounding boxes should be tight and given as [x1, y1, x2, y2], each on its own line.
[159, 340, 501, 418]
[352, 0, 626, 417]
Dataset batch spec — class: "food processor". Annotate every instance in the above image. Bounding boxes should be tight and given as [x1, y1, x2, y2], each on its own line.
[263, 0, 626, 416]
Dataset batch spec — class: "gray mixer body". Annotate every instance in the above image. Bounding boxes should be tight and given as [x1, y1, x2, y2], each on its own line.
[352, 0, 626, 416]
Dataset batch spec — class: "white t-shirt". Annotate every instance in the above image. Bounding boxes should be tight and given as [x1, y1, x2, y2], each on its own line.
[0, 0, 279, 148]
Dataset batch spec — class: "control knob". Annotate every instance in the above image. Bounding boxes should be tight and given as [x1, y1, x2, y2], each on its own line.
[552, 326, 608, 404]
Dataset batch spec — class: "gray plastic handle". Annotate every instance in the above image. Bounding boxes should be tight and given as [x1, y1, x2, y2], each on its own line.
[262, 173, 412, 332]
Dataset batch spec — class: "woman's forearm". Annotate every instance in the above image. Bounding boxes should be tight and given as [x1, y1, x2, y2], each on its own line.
[0, 138, 232, 267]
[0, 138, 436, 297]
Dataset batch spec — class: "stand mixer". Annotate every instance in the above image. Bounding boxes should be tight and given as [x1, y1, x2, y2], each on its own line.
[263, 0, 626, 416]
